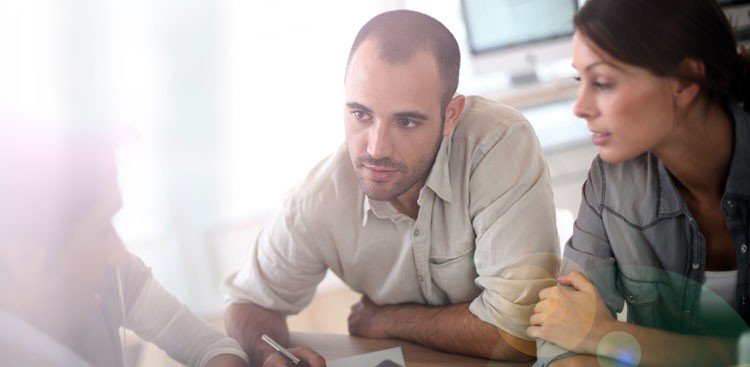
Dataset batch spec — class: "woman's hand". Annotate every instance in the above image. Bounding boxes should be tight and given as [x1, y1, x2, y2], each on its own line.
[527, 271, 615, 354]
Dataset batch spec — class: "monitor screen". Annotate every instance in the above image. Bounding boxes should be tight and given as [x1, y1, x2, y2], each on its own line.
[462, 0, 578, 54]
[719, 0, 750, 41]
[717, 0, 750, 5]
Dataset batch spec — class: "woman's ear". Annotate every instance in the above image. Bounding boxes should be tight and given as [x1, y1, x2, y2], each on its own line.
[672, 58, 705, 108]
[443, 94, 465, 137]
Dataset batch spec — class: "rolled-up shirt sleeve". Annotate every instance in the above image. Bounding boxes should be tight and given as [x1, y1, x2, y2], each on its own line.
[535, 157, 623, 366]
[222, 195, 328, 315]
[467, 119, 560, 340]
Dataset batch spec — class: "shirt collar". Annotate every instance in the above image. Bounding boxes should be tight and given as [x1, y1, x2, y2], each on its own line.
[424, 131, 455, 203]
[361, 195, 413, 226]
[361, 196, 373, 226]
[656, 158, 684, 216]
[724, 105, 750, 197]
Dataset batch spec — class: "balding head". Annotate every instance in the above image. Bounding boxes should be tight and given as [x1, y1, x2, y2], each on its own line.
[346, 10, 461, 110]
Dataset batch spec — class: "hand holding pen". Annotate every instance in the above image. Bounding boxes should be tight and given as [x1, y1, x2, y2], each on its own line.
[260, 334, 326, 367]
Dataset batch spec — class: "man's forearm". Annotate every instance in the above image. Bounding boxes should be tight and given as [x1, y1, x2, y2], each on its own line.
[374, 302, 534, 361]
[225, 302, 289, 365]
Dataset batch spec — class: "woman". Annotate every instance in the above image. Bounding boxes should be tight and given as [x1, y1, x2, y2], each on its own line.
[528, 0, 750, 366]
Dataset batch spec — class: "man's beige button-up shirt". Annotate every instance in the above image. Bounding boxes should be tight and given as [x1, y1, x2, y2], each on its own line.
[224, 96, 559, 339]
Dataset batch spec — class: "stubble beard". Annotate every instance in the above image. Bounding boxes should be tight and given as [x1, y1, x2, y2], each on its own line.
[348, 132, 444, 201]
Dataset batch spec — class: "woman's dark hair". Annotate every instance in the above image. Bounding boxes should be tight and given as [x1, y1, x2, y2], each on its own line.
[574, 0, 750, 112]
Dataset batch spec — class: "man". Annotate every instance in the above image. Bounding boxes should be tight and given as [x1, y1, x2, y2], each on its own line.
[0, 121, 248, 366]
[224, 10, 559, 366]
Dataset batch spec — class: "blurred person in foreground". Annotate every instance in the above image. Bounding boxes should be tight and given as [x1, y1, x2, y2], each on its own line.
[0, 120, 248, 367]
[528, 0, 750, 366]
[223, 9, 559, 367]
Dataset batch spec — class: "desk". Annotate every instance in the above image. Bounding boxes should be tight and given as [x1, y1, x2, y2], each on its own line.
[289, 333, 534, 367]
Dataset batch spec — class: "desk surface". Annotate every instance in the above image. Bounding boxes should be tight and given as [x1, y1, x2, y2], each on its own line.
[289, 333, 534, 367]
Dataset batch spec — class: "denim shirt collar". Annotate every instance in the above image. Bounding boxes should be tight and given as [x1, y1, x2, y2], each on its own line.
[656, 105, 750, 217]
[725, 105, 750, 197]
[656, 160, 684, 217]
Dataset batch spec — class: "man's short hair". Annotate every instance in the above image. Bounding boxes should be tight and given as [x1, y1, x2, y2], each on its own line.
[347, 10, 461, 111]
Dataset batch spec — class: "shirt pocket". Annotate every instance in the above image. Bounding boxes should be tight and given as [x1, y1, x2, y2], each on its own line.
[617, 274, 659, 327]
[429, 247, 480, 303]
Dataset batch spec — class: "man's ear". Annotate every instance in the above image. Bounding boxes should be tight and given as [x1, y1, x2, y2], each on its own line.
[672, 59, 705, 108]
[443, 94, 465, 137]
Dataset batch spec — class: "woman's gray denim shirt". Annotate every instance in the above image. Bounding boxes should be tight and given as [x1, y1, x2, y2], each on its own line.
[536, 105, 750, 366]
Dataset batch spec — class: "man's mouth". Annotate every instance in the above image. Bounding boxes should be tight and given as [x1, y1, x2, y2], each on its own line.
[361, 164, 398, 181]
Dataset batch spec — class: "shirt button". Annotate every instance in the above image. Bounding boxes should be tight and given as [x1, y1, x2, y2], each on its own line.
[692, 262, 700, 270]
[413, 228, 420, 237]
[418, 274, 424, 282]
[687, 217, 694, 223]
[742, 244, 748, 253]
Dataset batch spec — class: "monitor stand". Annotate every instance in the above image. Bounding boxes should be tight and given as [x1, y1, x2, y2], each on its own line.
[510, 69, 539, 87]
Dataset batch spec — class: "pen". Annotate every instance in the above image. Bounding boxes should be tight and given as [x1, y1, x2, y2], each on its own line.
[261, 334, 311, 367]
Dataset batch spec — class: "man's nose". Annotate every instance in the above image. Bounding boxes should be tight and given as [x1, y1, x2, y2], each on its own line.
[366, 120, 393, 159]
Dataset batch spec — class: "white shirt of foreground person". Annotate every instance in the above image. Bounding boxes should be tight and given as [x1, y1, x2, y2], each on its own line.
[224, 96, 559, 340]
[78, 254, 249, 367]
[0, 253, 248, 367]
[0, 308, 93, 366]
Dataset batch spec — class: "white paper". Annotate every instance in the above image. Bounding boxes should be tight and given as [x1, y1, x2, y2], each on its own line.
[327, 346, 405, 367]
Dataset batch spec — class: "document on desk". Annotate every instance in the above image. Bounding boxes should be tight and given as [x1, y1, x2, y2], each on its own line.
[327, 346, 405, 367]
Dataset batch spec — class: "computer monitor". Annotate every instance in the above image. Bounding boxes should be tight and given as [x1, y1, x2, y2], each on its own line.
[461, 0, 579, 86]
[718, 0, 750, 42]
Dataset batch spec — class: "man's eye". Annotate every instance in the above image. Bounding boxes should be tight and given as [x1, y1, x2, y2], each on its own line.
[353, 111, 370, 120]
[396, 119, 417, 128]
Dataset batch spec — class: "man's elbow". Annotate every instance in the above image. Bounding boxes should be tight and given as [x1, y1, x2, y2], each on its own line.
[489, 338, 536, 362]
[479, 328, 537, 362]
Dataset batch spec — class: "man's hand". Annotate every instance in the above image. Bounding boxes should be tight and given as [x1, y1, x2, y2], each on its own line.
[348, 295, 394, 338]
[527, 271, 614, 354]
[261, 347, 326, 367]
[206, 353, 250, 367]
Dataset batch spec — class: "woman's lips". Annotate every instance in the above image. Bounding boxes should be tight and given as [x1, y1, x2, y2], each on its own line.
[591, 132, 612, 146]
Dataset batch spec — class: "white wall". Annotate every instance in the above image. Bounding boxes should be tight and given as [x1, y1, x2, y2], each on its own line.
[1, 0, 597, 317]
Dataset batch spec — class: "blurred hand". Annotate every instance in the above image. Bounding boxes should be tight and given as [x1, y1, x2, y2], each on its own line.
[206, 353, 249, 367]
[527, 271, 614, 354]
[348, 295, 393, 338]
[261, 347, 326, 367]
